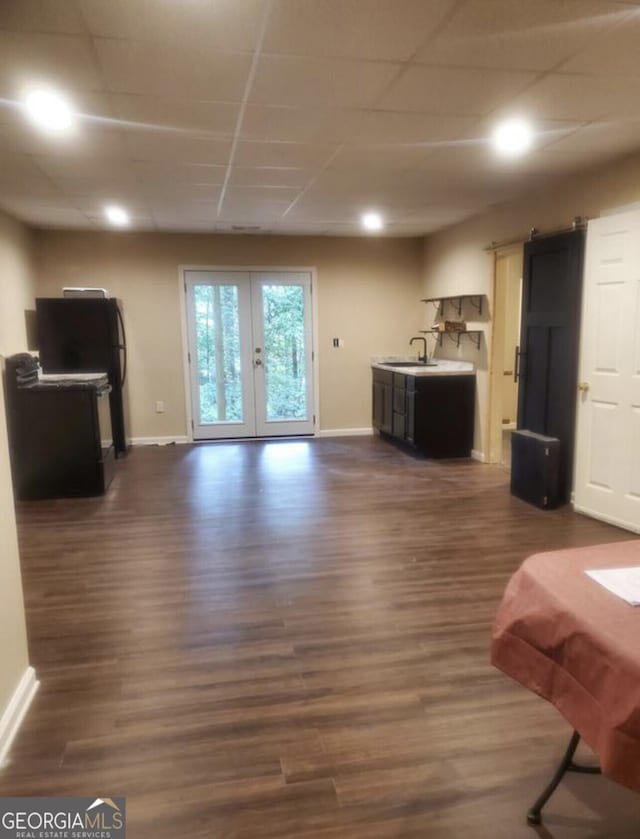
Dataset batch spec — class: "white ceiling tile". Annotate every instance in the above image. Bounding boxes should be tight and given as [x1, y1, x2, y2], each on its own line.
[415, 0, 632, 72]
[0, 201, 95, 227]
[241, 105, 362, 144]
[509, 73, 640, 121]
[559, 9, 640, 75]
[33, 157, 137, 182]
[378, 65, 537, 116]
[151, 201, 219, 221]
[0, 0, 86, 33]
[224, 185, 300, 203]
[264, 0, 456, 61]
[218, 196, 292, 222]
[506, 121, 640, 180]
[141, 184, 222, 203]
[269, 220, 331, 234]
[345, 112, 479, 146]
[94, 39, 252, 99]
[229, 166, 312, 188]
[325, 144, 436, 175]
[131, 161, 227, 185]
[0, 33, 104, 98]
[123, 131, 232, 165]
[80, 0, 263, 52]
[233, 140, 335, 168]
[285, 195, 363, 223]
[249, 55, 401, 109]
[109, 94, 239, 136]
[1, 122, 128, 160]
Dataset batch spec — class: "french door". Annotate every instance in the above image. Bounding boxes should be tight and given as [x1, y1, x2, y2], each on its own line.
[185, 270, 314, 440]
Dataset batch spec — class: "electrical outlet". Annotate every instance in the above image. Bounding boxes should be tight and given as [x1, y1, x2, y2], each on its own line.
[332, 338, 344, 348]
[155, 400, 165, 413]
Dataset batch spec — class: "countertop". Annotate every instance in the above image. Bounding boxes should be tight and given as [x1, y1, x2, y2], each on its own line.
[371, 357, 475, 377]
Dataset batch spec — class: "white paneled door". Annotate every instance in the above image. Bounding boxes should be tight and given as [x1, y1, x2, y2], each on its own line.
[185, 270, 314, 440]
[574, 210, 640, 532]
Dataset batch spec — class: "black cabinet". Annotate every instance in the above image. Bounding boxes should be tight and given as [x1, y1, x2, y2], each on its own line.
[372, 368, 393, 435]
[4, 356, 114, 500]
[373, 368, 475, 458]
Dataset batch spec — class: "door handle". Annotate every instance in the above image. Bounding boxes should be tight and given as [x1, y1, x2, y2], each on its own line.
[514, 347, 523, 383]
[255, 358, 262, 366]
[578, 381, 589, 393]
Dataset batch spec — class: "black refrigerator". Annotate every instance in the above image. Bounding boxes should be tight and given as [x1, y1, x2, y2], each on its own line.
[36, 298, 129, 456]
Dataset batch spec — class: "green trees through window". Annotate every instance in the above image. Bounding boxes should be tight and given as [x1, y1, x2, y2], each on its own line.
[262, 284, 307, 421]
[194, 284, 242, 423]
[194, 282, 308, 426]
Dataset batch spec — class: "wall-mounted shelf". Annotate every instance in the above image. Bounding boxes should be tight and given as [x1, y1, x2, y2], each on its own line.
[420, 329, 483, 349]
[421, 294, 484, 316]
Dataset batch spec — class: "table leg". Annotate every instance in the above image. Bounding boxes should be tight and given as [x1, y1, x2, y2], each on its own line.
[527, 730, 602, 825]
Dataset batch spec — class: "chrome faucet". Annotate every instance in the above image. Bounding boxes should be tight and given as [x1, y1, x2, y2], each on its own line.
[409, 336, 428, 363]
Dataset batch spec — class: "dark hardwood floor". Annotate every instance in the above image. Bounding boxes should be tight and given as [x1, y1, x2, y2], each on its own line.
[2, 437, 639, 837]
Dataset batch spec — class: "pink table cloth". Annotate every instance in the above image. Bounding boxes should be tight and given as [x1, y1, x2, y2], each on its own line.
[491, 540, 640, 791]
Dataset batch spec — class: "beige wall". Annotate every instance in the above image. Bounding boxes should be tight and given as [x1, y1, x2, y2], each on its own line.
[422, 148, 640, 458]
[0, 210, 32, 721]
[34, 232, 424, 437]
[0, 211, 36, 356]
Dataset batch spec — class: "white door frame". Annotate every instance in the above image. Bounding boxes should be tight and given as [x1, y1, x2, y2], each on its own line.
[487, 243, 524, 465]
[179, 265, 320, 442]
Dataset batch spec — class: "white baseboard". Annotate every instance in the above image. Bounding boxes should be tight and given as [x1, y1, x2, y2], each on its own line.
[573, 504, 640, 535]
[130, 436, 189, 447]
[0, 666, 38, 769]
[318, 427, 374, 438]
[471, 449, 486, 463]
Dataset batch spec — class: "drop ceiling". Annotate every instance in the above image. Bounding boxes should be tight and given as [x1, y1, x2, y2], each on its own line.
[1, 0, 640, 236]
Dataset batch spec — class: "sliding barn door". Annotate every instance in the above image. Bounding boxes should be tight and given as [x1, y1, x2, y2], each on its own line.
[574, 210, 640, 532]
[517, 230, 585, 503]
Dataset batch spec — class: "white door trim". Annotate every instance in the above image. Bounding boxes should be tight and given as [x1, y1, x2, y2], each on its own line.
[0, 666, 39, 768]
[178, 265, 319, 442]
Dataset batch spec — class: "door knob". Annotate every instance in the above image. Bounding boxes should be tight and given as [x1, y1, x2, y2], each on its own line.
[255, 358, 262, 366]
[578, 381, 589, 392]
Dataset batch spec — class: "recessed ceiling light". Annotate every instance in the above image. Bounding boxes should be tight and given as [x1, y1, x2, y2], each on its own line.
[104, 205, 130, 227]
[23, 88, 75, 133]
[492, 117, 534, 158]
[361, 211, 384, 232]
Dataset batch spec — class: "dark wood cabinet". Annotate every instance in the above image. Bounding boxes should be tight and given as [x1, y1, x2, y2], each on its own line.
[4, 356, 115, 500]
[373, 368, 475, 458]
[372, 368, 393, 435]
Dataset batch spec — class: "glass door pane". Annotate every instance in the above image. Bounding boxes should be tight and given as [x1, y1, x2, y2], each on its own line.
[262, 284, 307, 421]
[185, 271, 255, 439]
[194, 284, 242, 424]
[251, 273, 314, 437]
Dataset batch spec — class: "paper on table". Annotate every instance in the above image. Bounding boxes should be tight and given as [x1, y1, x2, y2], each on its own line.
[586, 567, 640, 606]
